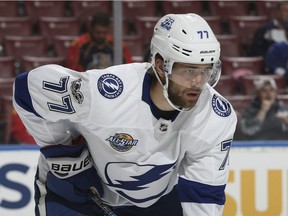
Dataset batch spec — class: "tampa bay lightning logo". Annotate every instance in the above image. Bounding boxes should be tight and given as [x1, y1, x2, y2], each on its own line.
[160, 17, 175, 30]
[105, 161, 177, 203]
[98, 74, 123, 99]
[212, 94, 231, 117]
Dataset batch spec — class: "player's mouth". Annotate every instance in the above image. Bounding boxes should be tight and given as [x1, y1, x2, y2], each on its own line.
[185, 91, 200, 100]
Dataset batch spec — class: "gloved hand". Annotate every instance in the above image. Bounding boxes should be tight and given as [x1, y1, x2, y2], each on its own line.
[40, 139, 103, 203]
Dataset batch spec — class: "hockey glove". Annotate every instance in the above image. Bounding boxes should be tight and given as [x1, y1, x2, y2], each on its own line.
[40, 140, 103, 203]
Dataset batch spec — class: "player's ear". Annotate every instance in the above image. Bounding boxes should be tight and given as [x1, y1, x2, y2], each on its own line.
[155, 58, 165, 78]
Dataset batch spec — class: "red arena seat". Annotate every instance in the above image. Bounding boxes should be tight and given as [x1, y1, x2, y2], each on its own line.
[0, 17, 33, 44]
[39, 17, 80, 45]
[228, 15, 269, 47]
[221, 56, 264, 75]
[162, 1, 204, 15]
[3, 35, 47, 65]
[214, 75, 237, 96]
[53, 35, 78, 58]
[22, 56, 66, 71]
[0, 56, 16, 78]
[0, 1, 20, 17]
[217, 34, 242, 57]
[208, 1, 250, 20]
[24, 1, 67, 21]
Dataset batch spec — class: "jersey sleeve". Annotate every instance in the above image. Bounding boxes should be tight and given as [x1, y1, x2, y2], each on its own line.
[13, 64, 91, 147]
[178, 112, 237, 216]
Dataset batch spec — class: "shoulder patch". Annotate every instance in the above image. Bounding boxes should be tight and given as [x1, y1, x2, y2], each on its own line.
[97, 74, 123, 99]
[71, 78, 84, 104]
[212, 94, 231, 117]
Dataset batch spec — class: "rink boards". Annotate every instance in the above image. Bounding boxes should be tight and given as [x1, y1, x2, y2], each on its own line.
[0, 141, 287, 216]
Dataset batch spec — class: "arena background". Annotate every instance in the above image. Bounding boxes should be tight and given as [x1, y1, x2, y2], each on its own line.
[1, 1, 287, 216]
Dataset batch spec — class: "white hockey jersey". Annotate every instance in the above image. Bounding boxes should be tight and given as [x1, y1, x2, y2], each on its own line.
[13, 63, 237, 216]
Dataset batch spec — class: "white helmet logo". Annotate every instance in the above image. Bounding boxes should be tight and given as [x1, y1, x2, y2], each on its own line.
[160, 17, 175, 30]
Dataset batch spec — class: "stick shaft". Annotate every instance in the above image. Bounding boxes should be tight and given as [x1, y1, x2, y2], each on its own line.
[89, 187, 117, 216]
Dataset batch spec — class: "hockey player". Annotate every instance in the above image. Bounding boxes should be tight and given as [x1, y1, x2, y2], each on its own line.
[13, 13, 237, 216]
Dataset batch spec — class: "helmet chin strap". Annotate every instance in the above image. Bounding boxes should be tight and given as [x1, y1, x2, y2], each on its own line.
[152, 67, 183, 112]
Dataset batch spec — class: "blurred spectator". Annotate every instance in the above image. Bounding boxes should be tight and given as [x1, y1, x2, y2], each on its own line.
[66, 12, 132, 71]
[239, 77, 288, 140]
[10, 109, 36, 144]
[247, 1, 288, 57]
[265, 41, 288, 82]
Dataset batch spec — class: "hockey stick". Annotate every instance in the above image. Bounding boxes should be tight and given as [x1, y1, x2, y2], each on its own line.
[89, 186, 118, 216]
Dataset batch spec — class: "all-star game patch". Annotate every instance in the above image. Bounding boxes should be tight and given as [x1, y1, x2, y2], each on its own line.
[212, 94, 231, 117]
[106, 133, 138, 152]
[97, 74, 123, 99]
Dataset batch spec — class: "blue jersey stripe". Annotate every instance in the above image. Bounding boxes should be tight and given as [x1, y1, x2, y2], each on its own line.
[178, 177, 226, 205]
[14, 72, 42, 118]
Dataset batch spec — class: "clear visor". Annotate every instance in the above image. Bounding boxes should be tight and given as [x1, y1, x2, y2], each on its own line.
[168, 61, 221, 89]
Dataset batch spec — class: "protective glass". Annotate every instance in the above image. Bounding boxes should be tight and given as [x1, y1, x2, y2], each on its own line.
[207, 60, 222, 87]
[169, 63, 214, 88]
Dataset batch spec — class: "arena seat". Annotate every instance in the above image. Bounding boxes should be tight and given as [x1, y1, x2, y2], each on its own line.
[0, 56, 16, 78]
[123, 35, 145, 62]
[38, 17, 80, 45]
[122, 1, 158, 20]
[0, 77, 14, 96]
[228, 15, 269, 47]
[255, 1, 279, 18]
[204, 16, 223, 35]
[0, 78, 17, 144]
[214, 75, 237, 96]
[0, 1, 20, 17]
[217, 34, 242, 57]
[3, 35, 47, 64]
[71, 1, 112, 23]
[21, 56, 66, 71]
[162, 1, 204, 15]
[208, 1, 250, 20]
[0, 95, 13, 144]
[53, 35, 77, 58]
[0, 17, 33, 44]
[221, 56, 264, 75]
[24, 1, 67, 22]
[135, 16, 159, 47]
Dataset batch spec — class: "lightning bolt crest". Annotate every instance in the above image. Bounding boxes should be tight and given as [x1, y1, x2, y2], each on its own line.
[102, 80, 118, 91]
[218, 99, 227, 110]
